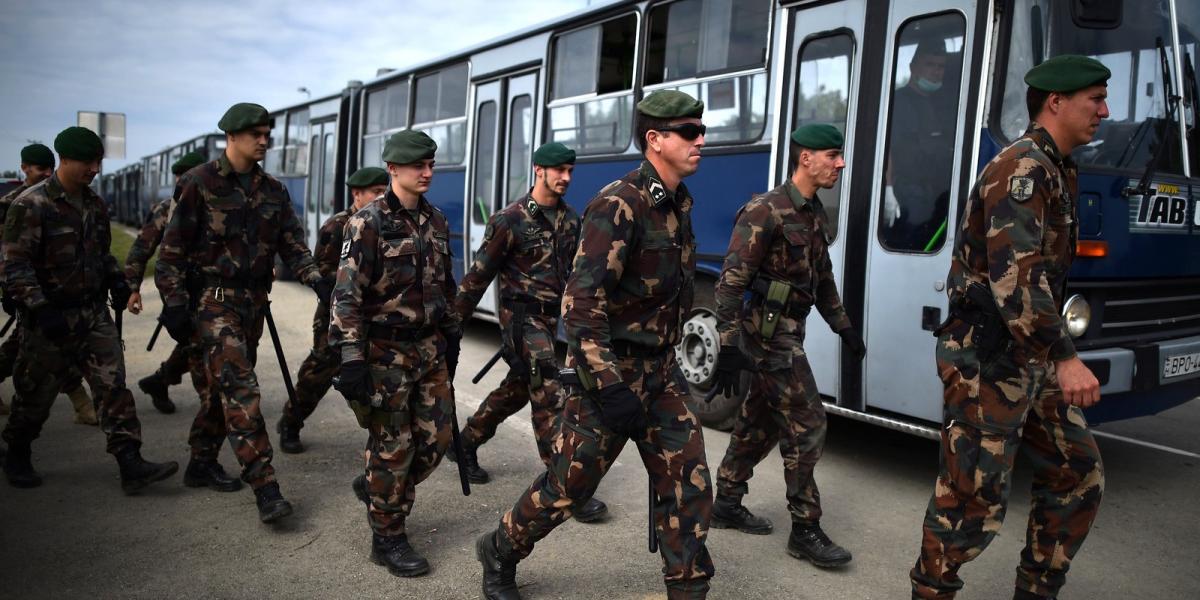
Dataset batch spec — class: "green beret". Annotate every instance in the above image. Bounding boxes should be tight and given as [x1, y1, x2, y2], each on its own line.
[790, 124, 844, 150]
[20, 144, 54, 168]
[381, 130, 437, 165]
[53, 127, 104, 161]
[1024, 55, 1111, 92]
[171, 151, 206, 176]
[218, 102, 270, 133]
[346, 166, 389, 188]
[532, 142, 576, 167]
[637, 90, 704, 119]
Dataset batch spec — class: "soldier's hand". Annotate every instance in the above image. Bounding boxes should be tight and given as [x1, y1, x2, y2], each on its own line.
[595, 382, 647, 438]
[33, 306, 71, 341]
[160, 305, 193, 344]
[714, 345, 753, 397]
[1, 294, 15, 316]
[838, 328, 867, 360]
[444, 333, 461, 380]
[1055, 357, 1101, 408]
[311, 276, 335, 303]
[127, 291, 143, 314]
[335, 359, 373, 406]
[108, 277, 133, 312]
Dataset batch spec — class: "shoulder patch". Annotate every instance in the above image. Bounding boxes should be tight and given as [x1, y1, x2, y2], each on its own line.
[1009, 176, 1035, 202]
[340, 239, 351, 258]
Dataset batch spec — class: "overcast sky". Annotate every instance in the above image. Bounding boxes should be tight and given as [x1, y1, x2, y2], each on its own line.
[0, 0, 590, 173]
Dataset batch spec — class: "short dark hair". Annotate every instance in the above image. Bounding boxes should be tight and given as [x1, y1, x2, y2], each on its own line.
[1026, 86, 1072, 121]
[788, 141, 804, 173]
[634, 112, 673, 154]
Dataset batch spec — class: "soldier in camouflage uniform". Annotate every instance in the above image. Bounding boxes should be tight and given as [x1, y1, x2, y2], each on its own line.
[276, 166, 389, 454]
[126, 150, 208, 416]
[476, 90, 713, 600]
[2, 127, 177, 491]
[330, 130, 462, 577]
[155, 104, 332, 521]
[0, 143, 96, 426]
[910, 55, 1108, 600]
[448, 142, 607, 520]
[709, 124, 866, 568]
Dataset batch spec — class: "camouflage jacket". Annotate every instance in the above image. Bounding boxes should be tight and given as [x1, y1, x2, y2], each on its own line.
[454, 192, 580, 321]
[562, 161, 696, 389]
[123, 197, 172, 289]
[0, 182, 32, 275]
[315, 209, 353, 281]
[2, 174, 121, 309]
[946, 123, 1078, 364]
[329, 191, 462, 363]
[155, 154, 319, 307]
[715, 181, 851, 348]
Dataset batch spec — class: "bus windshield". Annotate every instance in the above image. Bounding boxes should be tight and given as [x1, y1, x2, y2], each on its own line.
[997, 0, 1199, 176]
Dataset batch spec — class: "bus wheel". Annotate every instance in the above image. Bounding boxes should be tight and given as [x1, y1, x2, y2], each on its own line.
[675, 307, 745, 431]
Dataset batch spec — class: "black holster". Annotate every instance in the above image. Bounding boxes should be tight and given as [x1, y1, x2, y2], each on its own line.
[947, 282, 1013, 363]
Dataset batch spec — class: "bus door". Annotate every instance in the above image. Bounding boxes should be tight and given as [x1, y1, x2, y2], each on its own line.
[776, 0, 867, 405]
[466, 70, 539, 319]
[305, 119, 337, 250]
[863, 1, 979, 422]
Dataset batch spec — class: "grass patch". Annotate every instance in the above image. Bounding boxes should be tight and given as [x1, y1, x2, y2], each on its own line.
[109, 225, 156, 275]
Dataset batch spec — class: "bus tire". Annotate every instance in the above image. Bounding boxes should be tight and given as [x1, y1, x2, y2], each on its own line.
[676, 279, 746, 431]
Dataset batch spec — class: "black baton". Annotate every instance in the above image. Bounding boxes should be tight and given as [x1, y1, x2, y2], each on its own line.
[472, 348, 505, 384]
[263, 303, 298, 405]
[0, 314, 14, 338]
[146, 320, 163, 352]
[114, 306, 125, 350]
[449, 401, 471, 496]
[648, 478, 658, 553]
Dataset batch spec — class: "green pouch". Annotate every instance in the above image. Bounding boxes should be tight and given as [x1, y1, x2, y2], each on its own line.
[758, 279, 792, 339]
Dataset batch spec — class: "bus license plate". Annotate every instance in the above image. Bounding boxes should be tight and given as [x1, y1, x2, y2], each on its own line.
[1162, 351, 1200, 380]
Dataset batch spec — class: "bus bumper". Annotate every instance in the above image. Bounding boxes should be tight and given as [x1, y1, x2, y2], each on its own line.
[1079, 335, 1200, 423]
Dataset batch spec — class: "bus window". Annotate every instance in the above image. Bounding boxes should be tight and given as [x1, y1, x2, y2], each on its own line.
[548, 14, 637, 154]
[997, 0, 1191, 175]
[322, 132, 335, 214]
[285, 109, 310, 175]
[265, 125, 284, 174]
[793, 33, 855, 240]
[506, 94, 533, 206]
[643, 0, 771, 145]
[362, 80, 410, 168]
[414, 63, 469, 164]
[880, 13, 966, 254]
[472, 101, 497, 224]
[307, 133, 320, 214]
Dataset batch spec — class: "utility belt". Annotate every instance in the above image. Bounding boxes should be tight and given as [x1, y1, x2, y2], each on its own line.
[43, 289, 107, 310]
[749, 276, 811, 339]
[501, 296, 560, 318]
[346, 402, 415, 429]
[942, 282, 1013, 362]
[367, 324, 436, 343]
[201, 275, 269, 301]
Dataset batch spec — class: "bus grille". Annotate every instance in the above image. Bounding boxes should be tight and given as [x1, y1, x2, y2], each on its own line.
[1083, 278, 1200, 344]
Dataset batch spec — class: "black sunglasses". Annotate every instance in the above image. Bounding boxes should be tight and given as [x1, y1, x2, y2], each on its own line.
[655, 123, 707, 141]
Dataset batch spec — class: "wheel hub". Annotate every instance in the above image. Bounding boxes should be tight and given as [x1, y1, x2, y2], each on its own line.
[675, 310, 718, 385]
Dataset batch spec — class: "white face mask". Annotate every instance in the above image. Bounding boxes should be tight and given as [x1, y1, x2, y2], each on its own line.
[915, 77, 943, 93]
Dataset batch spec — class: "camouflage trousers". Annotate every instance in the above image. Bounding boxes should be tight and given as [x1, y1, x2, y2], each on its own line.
[282, 301, 338, 426]
[193, 289, 273, 488]
[716, 342, 826, 523]
[463, 314, 563, 466]
[1, 304, 141, 454]
[155, 340, 193, 385]
[0, 323, 87, 392]
[179, 340, 224, 461]
[500, 356, 713, 594]
[911, 327, 1104, 599]
[361, 337, 453, 536]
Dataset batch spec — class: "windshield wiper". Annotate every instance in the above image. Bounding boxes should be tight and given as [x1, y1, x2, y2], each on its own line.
[1128, 36, 1182, 198]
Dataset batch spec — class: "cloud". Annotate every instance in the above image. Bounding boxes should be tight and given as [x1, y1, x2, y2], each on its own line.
[0, 0, 588, 172]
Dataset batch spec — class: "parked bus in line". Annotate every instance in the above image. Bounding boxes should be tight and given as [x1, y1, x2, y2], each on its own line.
[111, 0, 1200, 438]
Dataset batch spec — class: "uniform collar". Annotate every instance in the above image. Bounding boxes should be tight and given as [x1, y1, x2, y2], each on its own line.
[1025, 123, 1075, 169]
[523, 192, 562, 220]
[43, 173, 97, 203]
[639, 160, 690, 208]
[784, 180, 822, 211]
[383, 189, 431, 220]
[216, 152, 263, 180]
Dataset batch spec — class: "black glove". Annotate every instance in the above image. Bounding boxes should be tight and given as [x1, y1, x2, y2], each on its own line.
[33, 306, 71, 341]
[335, 359, 373, 406]
[311, 276, 335, 303]
[713, 345, 755, 398]
[1, 293, 15, 316]
[109, 279, 132, 312]
[839, 328, 866, 360]
[594, 382, 647, 438]
[160, 304, 193, 344]
[444, 333, 461, 379]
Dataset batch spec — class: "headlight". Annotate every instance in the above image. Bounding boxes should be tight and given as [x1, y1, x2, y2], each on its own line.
[1062, 294, 1091, 338]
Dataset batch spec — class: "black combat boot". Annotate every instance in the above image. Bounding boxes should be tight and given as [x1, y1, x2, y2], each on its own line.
[711, 494, 773, 534]
[183, 458, 242, 492]
[476, 530, 521, 600]
[138, 372, 176, 414]
[276, 416, 304, 454]
[352, 473, 370, 506]
[115, 447, 179, 495]
[254, 482, 294, 523]
[459, 440, 489, 484]
[371, 533, 430, 577]
[787, 521, 851, 567]
[574, 497, 609, 523]
[1013, 588, 1054, 600]
[3, 439, 42, 488]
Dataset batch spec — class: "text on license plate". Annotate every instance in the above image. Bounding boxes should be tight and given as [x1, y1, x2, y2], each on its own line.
[1162, 352, 1200, 379]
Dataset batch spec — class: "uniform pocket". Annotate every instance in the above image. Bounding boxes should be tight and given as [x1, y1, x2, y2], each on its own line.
[381, 235, 419, 285]
[634, 229, 682, 296]
[207, 194, 246, 238]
